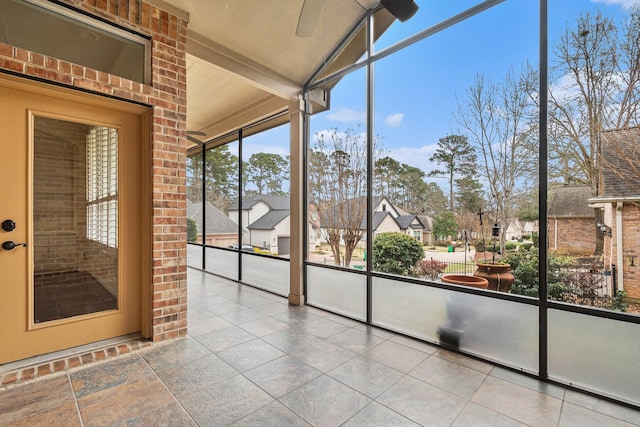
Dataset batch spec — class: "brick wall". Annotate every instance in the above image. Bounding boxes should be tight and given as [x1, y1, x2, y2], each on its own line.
[548, 217, 596, 255]
[0, 0, 188, 341]
[609, 204, 640, 299]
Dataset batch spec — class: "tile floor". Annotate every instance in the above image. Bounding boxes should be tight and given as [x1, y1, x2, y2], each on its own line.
[2, 270, 640, 426]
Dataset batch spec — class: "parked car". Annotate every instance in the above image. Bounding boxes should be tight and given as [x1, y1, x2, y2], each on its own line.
[228, 244, 256, 252]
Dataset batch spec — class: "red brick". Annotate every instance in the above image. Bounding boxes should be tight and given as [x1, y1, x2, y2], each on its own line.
[68, 356, 82, 368]
[21, 368, 35, 381]
[1, 372, 18, 385]
[37, 363, 51, 376]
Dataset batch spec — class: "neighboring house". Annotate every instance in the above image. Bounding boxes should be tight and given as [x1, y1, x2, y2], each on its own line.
[417, 215, 434, 246]
[371, 198, 425, 243]
[228, 194, 291, 255]
[589, 127, 640, 299]
[504, 219, 537, 241]
[308, 203, 325, 253]
[548, 185, 596, 255]
[318, 196, 426, 247]
[187, 199, 243, 247]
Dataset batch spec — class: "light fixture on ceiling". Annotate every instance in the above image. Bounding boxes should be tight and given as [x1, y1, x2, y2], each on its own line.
[296, 0, 325, 37]
[380, 0, 419, 22]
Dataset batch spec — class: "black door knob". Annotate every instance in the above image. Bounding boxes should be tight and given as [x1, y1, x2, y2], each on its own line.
[1, 220, 15, 232]
[2, 241, 27, 250]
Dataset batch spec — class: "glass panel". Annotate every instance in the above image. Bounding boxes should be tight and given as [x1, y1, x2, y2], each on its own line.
[374, 1, 488, 53]
[309, 18, 368, 88]
[547, 1, 640, 314]
[205, 246, 238, 280]
[186, 151, 204, 269]
[0, 0, 148, 83]
[372, 1, 539, 292]
[187, 243, 201, 269]
[549, 309, 640, 406]
[205, 140, 240, 249]
[239, 122, 290, 256]
[242, 255, 289, 296]
[372, 277, 539, 372]
[33, 116, 118, 323]
[307, 265, 366, 320]
[307, 68, 367, 269]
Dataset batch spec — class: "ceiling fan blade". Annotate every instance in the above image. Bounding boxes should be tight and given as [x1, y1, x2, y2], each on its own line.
[187, 130, 206, 136]
[296, 0, 324, 37]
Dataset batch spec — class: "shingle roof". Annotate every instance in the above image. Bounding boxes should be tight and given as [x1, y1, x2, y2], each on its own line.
[548, 186, 595, 218]
[600, 127, 640, 197]
[187, 200, 241, 234]
[249, 210, 289, 230]
[417, 215, 433, 232]
[228, 194, 290, 211]
[396, 215, 422, 230]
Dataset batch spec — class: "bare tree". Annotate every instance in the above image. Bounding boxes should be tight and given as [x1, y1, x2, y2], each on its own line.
[456, 69, 538, 253]
[308, 127, 370, 267]
[548, 9, 640, 192]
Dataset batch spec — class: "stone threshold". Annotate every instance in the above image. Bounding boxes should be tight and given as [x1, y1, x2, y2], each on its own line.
[0, 334, 152, 389]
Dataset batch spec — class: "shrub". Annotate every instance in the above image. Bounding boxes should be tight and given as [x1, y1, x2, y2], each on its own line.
[412, 258, 448, 280]
[373, 232, 424, 276]
[504, 242, 517, 251]
[520, 242, 534, 251]
[187, 218, 198, 243]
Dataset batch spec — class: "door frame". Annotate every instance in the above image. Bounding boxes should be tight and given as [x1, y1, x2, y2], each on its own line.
[0, 73, 153, 362]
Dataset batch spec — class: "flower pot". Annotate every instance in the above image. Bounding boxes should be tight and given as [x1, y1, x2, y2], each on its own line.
[473, 263, 514, 293]
[441, 274, 489, 289]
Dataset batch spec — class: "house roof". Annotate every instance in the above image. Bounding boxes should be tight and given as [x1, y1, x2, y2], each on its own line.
[548, 186, 595, 218]
[396, 215, 422, 230]
[249, 210, 289, 230]
[187, 200, 243, 234]
[600, 127, 640, 197]
[229, 194, 290, 211]
[322, 196, 425, 231]
[417, 215, 433, 232]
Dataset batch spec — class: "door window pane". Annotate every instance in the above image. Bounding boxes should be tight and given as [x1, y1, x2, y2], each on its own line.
[33, 116, 118, 323]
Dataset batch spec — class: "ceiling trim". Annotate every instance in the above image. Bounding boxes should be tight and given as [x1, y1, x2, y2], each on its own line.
[198, 94, 288, 140]
[187, 30, 302, 101]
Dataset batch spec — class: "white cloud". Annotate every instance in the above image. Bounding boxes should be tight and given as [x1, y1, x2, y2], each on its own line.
[384, 113, 405, 128]
[591, 0, 640, 9]
[242, 143, 289, 160]
[326, 107, 366, 123]
[386, 144, 440, 175]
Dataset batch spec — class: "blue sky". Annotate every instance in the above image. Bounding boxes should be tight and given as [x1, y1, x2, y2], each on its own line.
[243, 0, 638, 191]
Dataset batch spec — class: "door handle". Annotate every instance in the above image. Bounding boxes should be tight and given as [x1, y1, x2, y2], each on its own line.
[2, 241, 27, 250]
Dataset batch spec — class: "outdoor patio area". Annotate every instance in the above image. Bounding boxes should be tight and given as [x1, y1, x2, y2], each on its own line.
[2, 269, 640, 426]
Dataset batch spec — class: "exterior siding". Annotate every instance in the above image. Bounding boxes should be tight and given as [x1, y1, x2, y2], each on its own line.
[0, 0, 188, 341]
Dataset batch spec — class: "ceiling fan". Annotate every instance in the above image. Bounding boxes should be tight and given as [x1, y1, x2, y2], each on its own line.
[296, 0, 419, 38]
[296, 0, 324, 38]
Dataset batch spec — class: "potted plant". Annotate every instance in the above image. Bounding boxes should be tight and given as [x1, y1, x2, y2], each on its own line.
[473, 214, 514, 293]
[441, 274, 489, 289]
